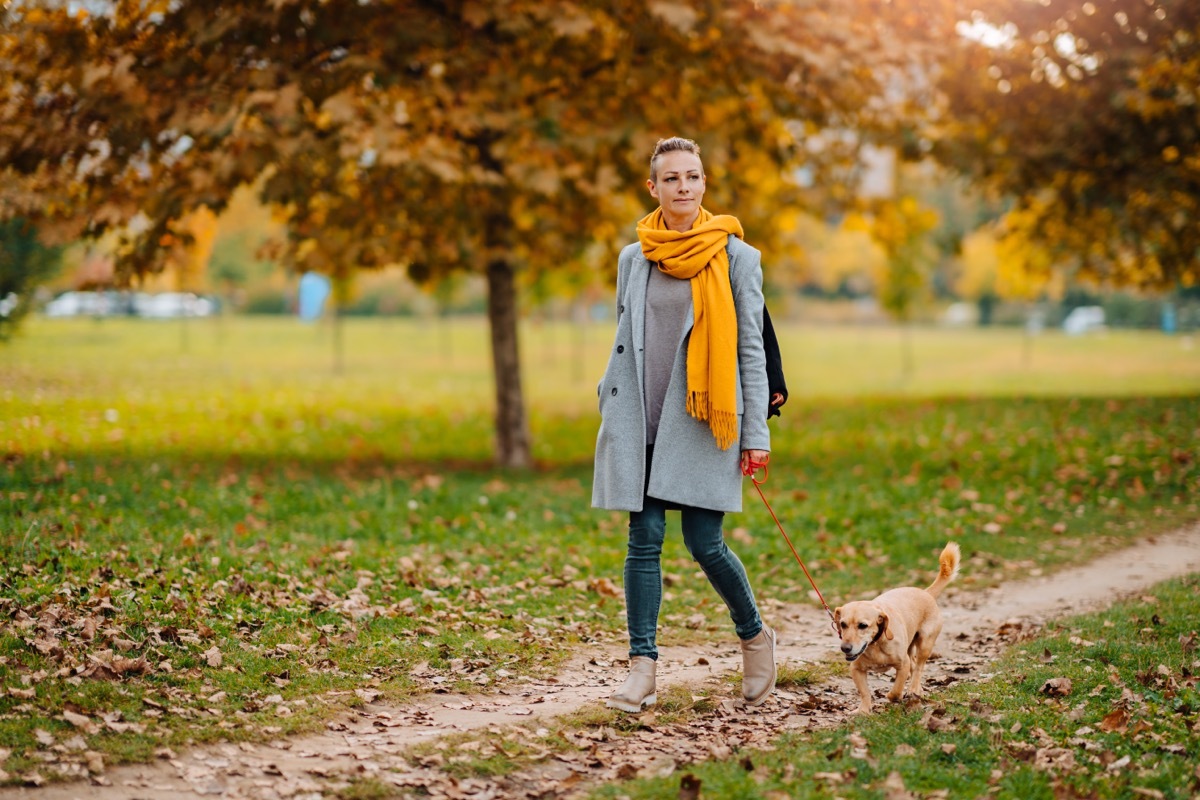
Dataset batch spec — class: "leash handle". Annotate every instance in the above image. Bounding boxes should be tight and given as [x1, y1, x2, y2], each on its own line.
[743, 457, 839, 638]
[741, 457, 769, 484]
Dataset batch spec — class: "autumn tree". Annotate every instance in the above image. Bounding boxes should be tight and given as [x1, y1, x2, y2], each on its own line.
[933, 0, 1200, 291]
[0, 0, 957, 467]
[0, 218, 62, 340]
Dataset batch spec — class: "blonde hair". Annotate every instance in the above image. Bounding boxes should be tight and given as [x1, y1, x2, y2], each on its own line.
[649, 136, 703, 183]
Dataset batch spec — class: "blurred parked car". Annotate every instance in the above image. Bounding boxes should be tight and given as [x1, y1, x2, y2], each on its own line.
[1062, 305, 1106, 335]
[42, 290, 215, 318]
[43, 291, 122, 317]
[135, 292, 215, 318]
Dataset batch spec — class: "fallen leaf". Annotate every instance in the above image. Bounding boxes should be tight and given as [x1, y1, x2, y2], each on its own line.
[679, 772, 702, 800]
[62, 709, 98, 734]
[882, 770, 916, 800]
[589, 577, 621, 598]
[84, 751, 104, 773]
[204, 646, 222, 668]
[813, 771, 846, 784]
[1106, 754, 1132, 772]
[1040, 677, 1072, 697]
[1099, 708, 1129, 733]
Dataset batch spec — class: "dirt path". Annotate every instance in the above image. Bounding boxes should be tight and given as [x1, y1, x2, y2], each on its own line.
[6, 525, 1200, 800]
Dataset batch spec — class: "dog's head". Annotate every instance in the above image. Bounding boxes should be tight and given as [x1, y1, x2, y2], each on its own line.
[833, 602, 892, 662]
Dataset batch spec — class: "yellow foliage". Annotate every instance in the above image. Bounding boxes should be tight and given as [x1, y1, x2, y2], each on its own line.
[165, 206, 218, 292]
[995, 210, 1063, 301]
[956, 228, 998, 300]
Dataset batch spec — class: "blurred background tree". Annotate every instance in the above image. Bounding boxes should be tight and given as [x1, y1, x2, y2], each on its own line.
[4, 1, 1197, 465]
[934, 0, 1200, 291]
[0, 0, 953, 467]
[0, 218, 63, 341]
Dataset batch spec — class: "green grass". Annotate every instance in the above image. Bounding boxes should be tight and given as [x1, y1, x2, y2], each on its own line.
[594, 574, 1200, 800]
[0, 315, 1197, 784]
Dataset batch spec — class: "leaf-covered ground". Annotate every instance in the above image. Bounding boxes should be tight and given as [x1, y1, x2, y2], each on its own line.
[1, 525, 1197, 799]
[2, 319, 1198, 796]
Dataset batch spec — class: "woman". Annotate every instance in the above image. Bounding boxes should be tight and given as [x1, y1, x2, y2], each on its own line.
[592, 136, 775, 711]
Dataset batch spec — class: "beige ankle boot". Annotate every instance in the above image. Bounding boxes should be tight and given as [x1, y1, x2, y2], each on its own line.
[606, 656, 657, 712]
[741, 625, 776, 705]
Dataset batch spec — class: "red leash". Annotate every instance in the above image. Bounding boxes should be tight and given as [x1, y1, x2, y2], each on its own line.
[743, 458, 839, 638]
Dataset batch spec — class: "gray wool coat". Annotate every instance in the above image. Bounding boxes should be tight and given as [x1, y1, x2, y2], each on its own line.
[591, 235, 771, 513]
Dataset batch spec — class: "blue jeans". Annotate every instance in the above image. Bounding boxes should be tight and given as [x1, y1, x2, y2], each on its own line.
[624, 493, 764, 660]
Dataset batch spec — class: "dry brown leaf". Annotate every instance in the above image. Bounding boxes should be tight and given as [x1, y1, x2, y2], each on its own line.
[112, 656, 152, 675]
[84, 751, 104, 774]
[813, 771, 847, 784]
[882, 770, 916, 800]
[1040, 677, 1073, 697]
[1033, 747, 1076, 772]
[678, 772, 702, 800]
[588, 577, 621, 598]
[1099, 708, 1129, 733]
[62, 709, 98, 734]
[204, 646, 222, 668]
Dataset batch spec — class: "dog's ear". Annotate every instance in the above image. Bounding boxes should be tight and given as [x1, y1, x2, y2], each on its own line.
[833, 607, 842, 625]
[878, 612, 893, 640]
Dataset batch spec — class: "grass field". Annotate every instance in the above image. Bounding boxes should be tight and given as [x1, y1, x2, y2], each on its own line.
[1, 315, 1198, 789]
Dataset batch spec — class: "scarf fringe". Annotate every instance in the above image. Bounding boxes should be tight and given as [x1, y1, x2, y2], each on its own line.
[686, 391, 738, 451]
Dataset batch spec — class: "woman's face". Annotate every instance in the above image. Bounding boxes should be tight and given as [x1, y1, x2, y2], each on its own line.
[648, 151, 706, 227]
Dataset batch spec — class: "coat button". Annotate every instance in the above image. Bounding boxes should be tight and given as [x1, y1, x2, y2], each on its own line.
[618, 304, 625, 313]
[617, 345, 624, 353]
[611, 387, 618, 396]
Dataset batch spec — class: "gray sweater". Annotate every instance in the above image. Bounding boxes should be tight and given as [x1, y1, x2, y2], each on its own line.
[643, 267, 691, 444]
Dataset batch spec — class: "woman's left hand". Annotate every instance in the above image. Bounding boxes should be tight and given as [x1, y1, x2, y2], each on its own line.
[740, 449, 769, 477]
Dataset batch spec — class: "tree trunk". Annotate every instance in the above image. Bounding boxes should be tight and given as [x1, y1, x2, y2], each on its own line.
[332, 302, 344, 375]
[900, 320, 915, 383]
[486, 258, 532, 469]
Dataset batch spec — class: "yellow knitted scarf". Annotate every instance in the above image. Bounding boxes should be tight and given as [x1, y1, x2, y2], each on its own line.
[637, 206, 745, 450]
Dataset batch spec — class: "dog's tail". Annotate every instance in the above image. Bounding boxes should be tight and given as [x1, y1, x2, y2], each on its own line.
[925, 542, 961, 598]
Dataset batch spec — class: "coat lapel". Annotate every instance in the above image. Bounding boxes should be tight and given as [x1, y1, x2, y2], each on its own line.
[629, 251, 652, 391]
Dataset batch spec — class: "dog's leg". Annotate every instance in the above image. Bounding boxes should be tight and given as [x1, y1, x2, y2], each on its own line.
[851, 666, 874, 714]
[887, 656, 911, 704]
[908, 626, 941, 698]
[908, 654, 926, 698]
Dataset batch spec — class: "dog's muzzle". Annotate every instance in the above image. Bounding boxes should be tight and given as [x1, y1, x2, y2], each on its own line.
[840, 641, 867, 662]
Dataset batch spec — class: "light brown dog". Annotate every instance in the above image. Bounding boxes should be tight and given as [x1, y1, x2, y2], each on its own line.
[833, 542, 960, 714]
